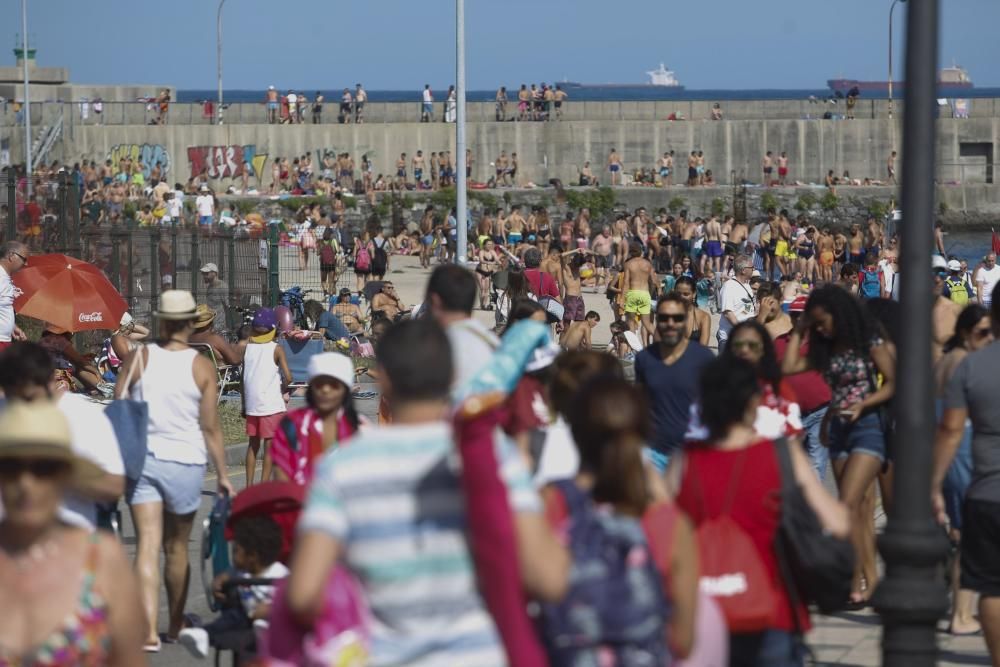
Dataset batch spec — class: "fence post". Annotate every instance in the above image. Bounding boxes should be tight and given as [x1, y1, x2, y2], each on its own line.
[190, 229, 201, 302]
[68, 177, 81, 256]
[150, 227, 161, 316]
[108, 228, 123, 291]
[6, 168, 17, 242]
[126, 231, 135, 310]
[268, 223, 280, 307]
[227, 229, 237, 329]
[170, 223, 179, 288]
[56, 170, 69, 253]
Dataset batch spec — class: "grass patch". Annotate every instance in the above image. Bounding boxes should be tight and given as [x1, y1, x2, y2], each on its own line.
[219, 401, 247, 446]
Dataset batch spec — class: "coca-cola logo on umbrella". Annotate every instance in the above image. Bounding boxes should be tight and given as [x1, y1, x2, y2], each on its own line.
[78, 312, 104, 323]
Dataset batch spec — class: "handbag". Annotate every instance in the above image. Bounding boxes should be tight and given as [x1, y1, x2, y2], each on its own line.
[104, 346, 149, 482]
[772, 438, 855, 615]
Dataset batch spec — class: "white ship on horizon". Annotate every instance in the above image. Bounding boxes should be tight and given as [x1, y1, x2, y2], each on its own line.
[646, 63, 682, 87]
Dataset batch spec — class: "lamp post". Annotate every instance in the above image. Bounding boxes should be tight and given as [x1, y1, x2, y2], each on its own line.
[455, 0, 467, 265]
[21, 0, 32, 196]
[888, 0, 906, 120]
[871, 0, 950, 664]
[216, 0, 226, 125]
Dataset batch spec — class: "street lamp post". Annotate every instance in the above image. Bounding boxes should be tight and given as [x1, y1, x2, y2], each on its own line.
[216, 0, 226, 125]
[455, 0, 467, 264]
[871, 0, 950, 664]
[888, 0, 906, 120]
[21, 0, 32, 196]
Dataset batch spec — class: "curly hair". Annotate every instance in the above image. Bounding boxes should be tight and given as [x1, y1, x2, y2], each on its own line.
[805, 285, 874, 372]
[721, 320, 782, 393]
[231, 515, 284, 568]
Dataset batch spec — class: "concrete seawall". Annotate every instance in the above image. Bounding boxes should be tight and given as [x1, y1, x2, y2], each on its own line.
[13, 116, 994, 188]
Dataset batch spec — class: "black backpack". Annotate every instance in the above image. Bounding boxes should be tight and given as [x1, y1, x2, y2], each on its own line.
[772, 439, 855, 614]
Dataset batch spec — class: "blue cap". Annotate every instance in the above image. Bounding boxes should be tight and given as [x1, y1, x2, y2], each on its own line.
[252, 308, 277, 330]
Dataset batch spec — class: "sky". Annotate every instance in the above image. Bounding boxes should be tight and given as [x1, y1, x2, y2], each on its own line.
[6, 0, 1000, 90]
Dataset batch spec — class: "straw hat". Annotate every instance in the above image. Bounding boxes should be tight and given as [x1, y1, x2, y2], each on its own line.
[194, 304, 217, 329]
[0, 401, 103, 484]
[155, 290, 198, 321]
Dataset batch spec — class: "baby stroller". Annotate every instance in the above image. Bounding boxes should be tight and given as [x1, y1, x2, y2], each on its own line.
[201, 482, 304, 666]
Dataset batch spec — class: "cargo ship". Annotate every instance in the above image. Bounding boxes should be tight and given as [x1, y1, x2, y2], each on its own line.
[828, 65, 973, 96]
[561, 63, 684, 90]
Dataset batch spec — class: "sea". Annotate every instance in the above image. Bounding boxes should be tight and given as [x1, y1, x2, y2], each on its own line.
[176, 87, 1000, 103]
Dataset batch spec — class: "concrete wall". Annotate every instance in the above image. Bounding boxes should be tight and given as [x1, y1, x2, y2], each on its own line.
[5, 116, 993, 189]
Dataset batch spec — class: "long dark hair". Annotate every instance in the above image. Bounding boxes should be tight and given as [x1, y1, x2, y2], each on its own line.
[306, 383, 361, 432]
[944, 304, 990, 353]
[721, 320, 781, 393]
[567, 377, 649, 516]
[505, 268, 530, 303]
[805, 285, 874, 372]
[697, 357, 761, 442]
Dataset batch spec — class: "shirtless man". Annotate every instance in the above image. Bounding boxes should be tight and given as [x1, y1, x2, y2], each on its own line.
[496, 151, 509, 186]
[686, 151, 698, 187]
[561, 251, 587, 329]
[509, 152, 519, 185]
[658, 152, 672, 189]
[492, 209, 507, 246]
[778, 151, 789, 185]
[553, 86, 568, 119]
[607, 148, 623, 186]
[887, 151, 897, 185]
[679, 213, 696, 263]
[506, 205, 526, 246]
[591, 226, 613, 288]
[817, 228, 836, 283]
[540, 246, 564, 295]
[773, 210, 794, 279]
[579, 161, 596, 186]
[933, 270, 961, 363]
[371, 282, 408, 322]
[762, 151, 774, 186]
[330, 289, 365, 335]
[395, 153, 407, 187]
[622, 242, 657, 344]
[559, 311, 600, 350]
[612, 214, 629, 269]
[696, 151, 706, 186]
[412, 151, 425, 186]
[419, 206, 435, 269]
[703, 215, 724, 273]
[847, 223, 865, 266]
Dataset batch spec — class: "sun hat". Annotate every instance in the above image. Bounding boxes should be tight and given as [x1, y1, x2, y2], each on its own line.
[307, 353, 355, 389]
[0, 401, 102, 484]
[947, 259, 962, 272]
[789, 295, 810, 313]
[155, 290, 199, 320]
[200, 262, 219, 274]
[194, 304, 216, 329]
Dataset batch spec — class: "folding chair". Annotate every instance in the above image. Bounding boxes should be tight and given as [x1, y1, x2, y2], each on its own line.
[279, 334, 324, 391]
[189, 343, 238, 402]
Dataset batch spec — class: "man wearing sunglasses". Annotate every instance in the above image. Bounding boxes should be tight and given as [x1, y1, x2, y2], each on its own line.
[0, 241, 29, 351]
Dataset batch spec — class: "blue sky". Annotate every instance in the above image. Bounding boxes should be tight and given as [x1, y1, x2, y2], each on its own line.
[7, 0, 1000, 89]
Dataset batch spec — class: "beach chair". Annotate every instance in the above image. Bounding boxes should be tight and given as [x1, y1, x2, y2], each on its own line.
[201, 482, 304, 666]
[189, 343, 239, 402]
[279, 334, 324, 390]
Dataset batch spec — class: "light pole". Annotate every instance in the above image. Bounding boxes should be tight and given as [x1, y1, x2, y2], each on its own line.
[871, 0, 950, 664]
[216, 0, 226, 125]
[888, 0, 906, 120]
[21, 0, 32, 196]
[455, 0, 468, 264]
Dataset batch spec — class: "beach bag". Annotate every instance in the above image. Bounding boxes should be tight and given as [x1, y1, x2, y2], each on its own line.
[263, 567, 370, 667]
[104, 346, 148, 482]
[539, 480, 670, 667]
[354, 244, 371, 272]
[688, 451, 778, 633]
[320, 242, 337, 266]
[772, 438, 855, 615]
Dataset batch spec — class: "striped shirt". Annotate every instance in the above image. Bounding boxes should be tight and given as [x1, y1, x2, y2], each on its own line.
[299, 421, 540, 667]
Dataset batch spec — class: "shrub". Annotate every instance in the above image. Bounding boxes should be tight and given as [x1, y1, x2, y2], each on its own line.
[667, 196, 686, 213]
[820, 191, 839, 211]
[759, 192, 779, 213]
[868, 199, 889, 219]
[794, 192, 817, 211]
[565, 187, 618, 219]
[710, 197, 726, 217]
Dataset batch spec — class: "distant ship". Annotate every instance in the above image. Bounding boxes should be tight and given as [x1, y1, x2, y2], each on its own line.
[561, 63, 684, 90]
[828, 65, 974, 96]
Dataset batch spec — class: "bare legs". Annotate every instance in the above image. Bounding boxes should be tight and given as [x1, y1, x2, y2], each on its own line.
[833, 453, 884, 603]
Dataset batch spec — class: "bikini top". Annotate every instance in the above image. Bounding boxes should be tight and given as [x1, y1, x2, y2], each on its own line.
[0, 534, 112, 667]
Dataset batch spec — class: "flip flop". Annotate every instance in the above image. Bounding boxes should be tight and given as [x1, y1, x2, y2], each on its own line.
[950, 627, 983, 637]
[142, 640, 161, 653]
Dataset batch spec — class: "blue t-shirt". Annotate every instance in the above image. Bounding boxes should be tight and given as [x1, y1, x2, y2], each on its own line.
[635, 341, 714, 454]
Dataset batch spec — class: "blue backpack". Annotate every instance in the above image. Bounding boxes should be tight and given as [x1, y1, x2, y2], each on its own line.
[539, 481, 671, 667]
[860, 269, 881, 299]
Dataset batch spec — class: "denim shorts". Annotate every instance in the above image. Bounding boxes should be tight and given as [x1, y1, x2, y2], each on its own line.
[829, 411, 887, 462]
[126, 453, 205, 515]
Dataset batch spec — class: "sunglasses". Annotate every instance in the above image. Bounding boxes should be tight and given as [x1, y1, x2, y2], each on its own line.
[731, 340, 763, 352]
[11, 252, 27, 264]
[0, 458, 70, 480]
[972, 327, 993, 340]
[657, 313, 687, 324]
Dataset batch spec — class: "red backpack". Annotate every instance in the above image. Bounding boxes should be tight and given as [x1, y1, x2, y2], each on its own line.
[687, 451, 779, 633]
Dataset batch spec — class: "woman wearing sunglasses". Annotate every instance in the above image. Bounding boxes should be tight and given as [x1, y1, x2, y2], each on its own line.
[0, 401, 145, 665]
[782, 285, 895, 608]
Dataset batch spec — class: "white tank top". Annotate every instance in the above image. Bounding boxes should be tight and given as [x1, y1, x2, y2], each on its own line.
[132, 344, 206, 465]
[243, 341, 285, 416]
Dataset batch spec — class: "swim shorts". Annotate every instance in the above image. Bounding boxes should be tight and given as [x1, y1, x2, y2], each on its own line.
[127, 454, 205, 515]
[624, 290, 652, 316]
[563, 295, 586, 323]
[705, 240, 724, 258]
[820, 251, 835, 267]
[507, 233, 523, 245]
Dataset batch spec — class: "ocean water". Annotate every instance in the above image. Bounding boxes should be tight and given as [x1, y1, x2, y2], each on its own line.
[177, 87, 1000, 104]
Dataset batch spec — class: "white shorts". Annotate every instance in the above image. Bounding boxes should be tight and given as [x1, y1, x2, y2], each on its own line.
[126, 453, 205, 515]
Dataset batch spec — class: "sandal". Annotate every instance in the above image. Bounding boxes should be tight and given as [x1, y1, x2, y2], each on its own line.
[142, 640, 161, 653]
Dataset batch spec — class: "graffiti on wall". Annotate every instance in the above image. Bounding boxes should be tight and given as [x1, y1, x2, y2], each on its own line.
[187, 145, 268, 182]
[107, 143, 171, 179]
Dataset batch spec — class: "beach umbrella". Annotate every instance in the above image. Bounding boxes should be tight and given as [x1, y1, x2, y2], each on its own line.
[13, 254, 128, 333]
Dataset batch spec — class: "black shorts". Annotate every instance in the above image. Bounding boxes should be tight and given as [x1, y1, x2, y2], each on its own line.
[961, 498, 1000, 596]
[594, 255, 611, 269]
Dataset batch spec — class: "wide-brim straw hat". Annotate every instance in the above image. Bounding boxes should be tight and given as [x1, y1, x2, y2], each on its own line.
[0, 401, 103, 485]
[194, 304, 217, 329]
[155, 290, 199, 321]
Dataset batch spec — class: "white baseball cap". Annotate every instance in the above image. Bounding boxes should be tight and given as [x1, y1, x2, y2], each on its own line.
[200, 263, 219, 273]
[947, 259, 962, 272]
[307, 353, 355, 390]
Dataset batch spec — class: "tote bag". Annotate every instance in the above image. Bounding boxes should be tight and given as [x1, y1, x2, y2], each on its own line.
[104, 346, 148, 481]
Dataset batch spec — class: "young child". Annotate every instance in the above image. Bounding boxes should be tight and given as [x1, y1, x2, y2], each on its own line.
[242, 308, 291, 486]
[178, 516, 289, 659]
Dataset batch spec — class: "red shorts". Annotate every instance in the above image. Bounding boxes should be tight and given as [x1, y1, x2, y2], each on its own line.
[246, 412, 285, 439]
[0, 342, 10, 352]
[778, 167, 788, 176]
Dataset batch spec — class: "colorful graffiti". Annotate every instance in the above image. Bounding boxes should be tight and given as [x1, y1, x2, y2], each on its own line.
[187, 144, 268, 182]
[107, 143, 170, 179]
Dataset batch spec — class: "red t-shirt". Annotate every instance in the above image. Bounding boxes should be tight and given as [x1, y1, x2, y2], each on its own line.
[498, 376, 547, 436]
[774, 334, 831, 415]
[525, 269, 560, 300]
